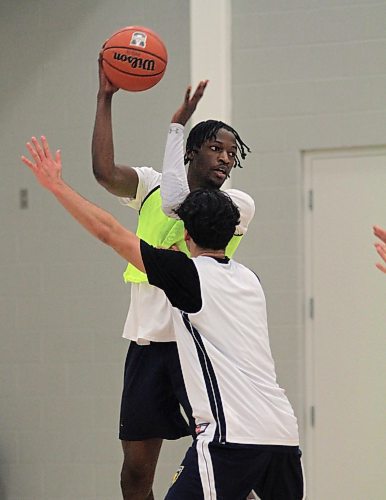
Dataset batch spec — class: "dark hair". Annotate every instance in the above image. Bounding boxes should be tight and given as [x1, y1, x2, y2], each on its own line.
[184, 120, 250, 168]
[175, 189, 240, 250]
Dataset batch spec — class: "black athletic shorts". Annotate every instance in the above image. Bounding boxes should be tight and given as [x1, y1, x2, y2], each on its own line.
[165, 441, 305, 500]
[119, 341, 194, 441]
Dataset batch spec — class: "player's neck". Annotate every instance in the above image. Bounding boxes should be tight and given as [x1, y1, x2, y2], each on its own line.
[191, 246, 226, 259]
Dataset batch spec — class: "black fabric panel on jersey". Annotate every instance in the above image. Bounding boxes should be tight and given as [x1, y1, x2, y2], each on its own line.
[140, 239, 202, 313]
[181, 312, 227, 444]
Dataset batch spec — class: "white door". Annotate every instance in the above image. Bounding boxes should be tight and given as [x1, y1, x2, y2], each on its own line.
[304, 148, 386, 500]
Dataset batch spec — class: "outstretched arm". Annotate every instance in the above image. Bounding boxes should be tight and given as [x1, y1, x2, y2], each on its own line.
[161, 81, 208, 218]
[373, 225, 386, 274]
[91, 57, 139, 198]
[22, 136, 145, 272]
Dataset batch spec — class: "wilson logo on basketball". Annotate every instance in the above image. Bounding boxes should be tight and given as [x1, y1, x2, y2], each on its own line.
[113, 52, 155, 71]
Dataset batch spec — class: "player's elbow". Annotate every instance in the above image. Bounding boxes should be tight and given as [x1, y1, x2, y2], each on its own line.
[95, 225, 114, 246]
[92, 163, 103, 183]
[92, 163, 112, 189]
[160, 188, 181, 219]
[91, 214, 118, 247]
[161, 199, 176, 218]
[91, 152, 115, 186]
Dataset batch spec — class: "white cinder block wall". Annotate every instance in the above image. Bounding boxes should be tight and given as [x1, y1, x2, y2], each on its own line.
[0, 0, 190, 498]
[2, 0, 386, 498]
[231, 0, 386, 452]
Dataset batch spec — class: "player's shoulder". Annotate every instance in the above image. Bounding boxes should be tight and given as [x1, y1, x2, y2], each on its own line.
[224, 188, 255, 233]
[224, 188, 255, 211]
[231, 258, 261, 283]
[142, 241, 190, 265]
[135, 166, 162, 185]
[119, 166, 162, 208]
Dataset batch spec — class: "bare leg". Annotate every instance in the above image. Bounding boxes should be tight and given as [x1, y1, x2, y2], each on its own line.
[120, 438, 163, 500]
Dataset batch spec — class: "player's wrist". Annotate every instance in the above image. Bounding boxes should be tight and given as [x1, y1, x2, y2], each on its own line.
[49, 179, 68, 196]
[169, 123, 184, 133]
[97, 90, 114, 102]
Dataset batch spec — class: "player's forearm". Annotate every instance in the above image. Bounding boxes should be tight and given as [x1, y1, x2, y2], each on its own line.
[92, 96, 139, 198]
[92, 94, 116, 185]
[160, 123, 190, 218]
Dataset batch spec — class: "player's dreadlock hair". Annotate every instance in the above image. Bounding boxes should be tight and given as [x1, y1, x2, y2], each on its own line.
[175, 189, 240, 250]
[184, 120, 250, 168]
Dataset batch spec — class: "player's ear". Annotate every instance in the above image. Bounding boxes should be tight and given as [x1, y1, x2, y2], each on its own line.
[184, 230, 193, 251]
[185, 149, 195, 162]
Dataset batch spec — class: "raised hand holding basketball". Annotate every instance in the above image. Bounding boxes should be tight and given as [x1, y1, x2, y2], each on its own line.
[98, 55, 119, 96]
[21, 136, 63, 192]
[171, 80, 209, 126]
[101, 26, 168, 92]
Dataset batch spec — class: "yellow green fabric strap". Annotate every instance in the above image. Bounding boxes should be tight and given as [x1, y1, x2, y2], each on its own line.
[123, 187, 243, 283]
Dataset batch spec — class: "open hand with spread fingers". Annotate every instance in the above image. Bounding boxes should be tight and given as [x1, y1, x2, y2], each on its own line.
[373, 225, 386, 274]
[171, 80, 209, 126]
[21, 136, 63, 193]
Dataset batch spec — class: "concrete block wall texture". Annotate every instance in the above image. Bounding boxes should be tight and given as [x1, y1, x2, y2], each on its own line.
[0, 0, 190, 498]
[2, 0, 386, 498]
[231, 0, 386, 441]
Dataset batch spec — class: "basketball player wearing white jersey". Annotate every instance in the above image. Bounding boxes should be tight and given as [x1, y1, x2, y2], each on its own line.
[21, 136, 304, 498]
[141, 190, 304, 500]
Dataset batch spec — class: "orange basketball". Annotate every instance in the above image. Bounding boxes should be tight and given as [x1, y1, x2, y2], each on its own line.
[101, 26, 168, 92]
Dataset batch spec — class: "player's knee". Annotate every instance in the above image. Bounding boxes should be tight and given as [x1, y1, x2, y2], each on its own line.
[122, 458, 153, 480]
[120, 439, 161, 496]
[121, 458, 154, 493]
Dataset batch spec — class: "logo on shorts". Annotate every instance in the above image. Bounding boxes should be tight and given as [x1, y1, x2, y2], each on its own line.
[130, 31, 147, 48]
[171, 465, 184, 484]
[195, 422, 209, 436]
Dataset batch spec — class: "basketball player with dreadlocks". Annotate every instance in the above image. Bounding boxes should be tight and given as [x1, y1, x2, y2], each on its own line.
[23, 137, 303, 500]
[160, 81, 253, 240]
[92, 64, 255, 500]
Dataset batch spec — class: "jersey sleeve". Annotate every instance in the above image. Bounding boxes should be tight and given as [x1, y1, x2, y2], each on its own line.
[160, 123, 190, 219]
[140, 240, 202, 313]
[225, 188, 255, 235]
[119, 167, 162, 210]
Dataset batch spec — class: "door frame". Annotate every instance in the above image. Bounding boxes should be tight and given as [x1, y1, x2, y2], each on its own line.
[303, 145, 386, 498]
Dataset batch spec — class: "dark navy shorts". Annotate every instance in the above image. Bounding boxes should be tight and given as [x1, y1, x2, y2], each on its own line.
[119, 341, 194, 441]
[165, 441, 305, 500]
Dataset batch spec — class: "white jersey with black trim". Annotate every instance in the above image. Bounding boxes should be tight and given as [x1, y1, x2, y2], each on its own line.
[171, 255, 299, 446]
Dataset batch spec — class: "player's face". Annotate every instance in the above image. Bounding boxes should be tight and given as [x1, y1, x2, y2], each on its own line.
[189, 128, 237, 189]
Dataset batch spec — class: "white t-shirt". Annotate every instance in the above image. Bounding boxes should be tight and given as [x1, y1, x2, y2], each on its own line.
[119, 126, 255, 344]
[120, 167, 175, 344]
[141, 242, 299, 446]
